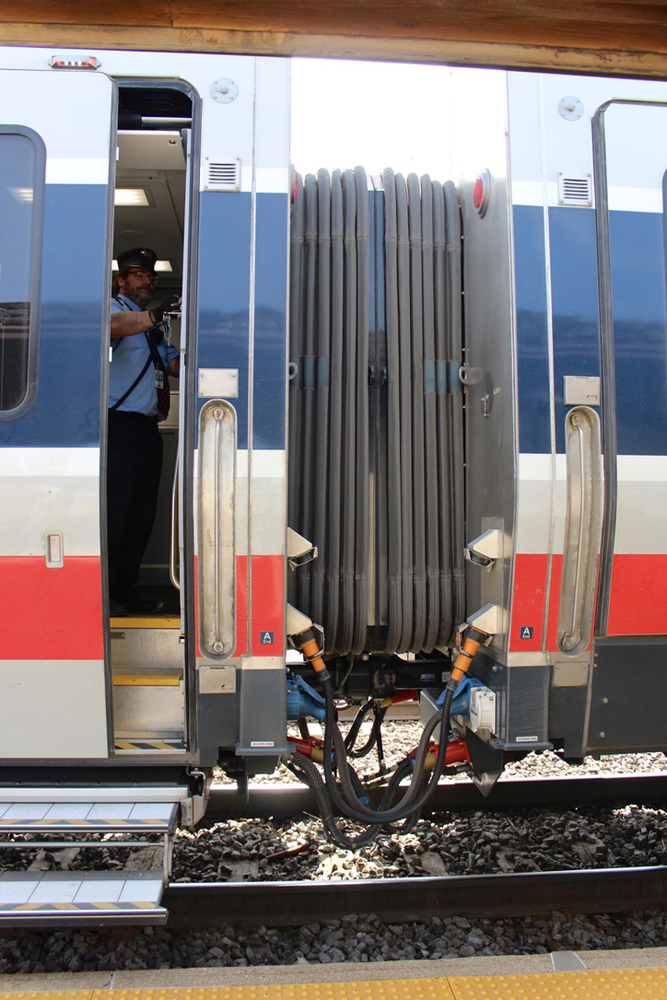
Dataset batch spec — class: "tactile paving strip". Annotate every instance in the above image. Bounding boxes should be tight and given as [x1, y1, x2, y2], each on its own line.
[2, 969, 667, 1000]
[447, 967, 667, 998]
[0, 990, 453, 1000]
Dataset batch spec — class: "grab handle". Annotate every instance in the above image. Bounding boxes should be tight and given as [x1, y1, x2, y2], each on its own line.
[197, 400, 236, 657]
[169, 457, 180, 591]
[557, 406, 604, 654]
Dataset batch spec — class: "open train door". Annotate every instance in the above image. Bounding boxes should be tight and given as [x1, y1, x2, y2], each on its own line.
[0, 65, 116, 760]
[589, 98, 667, 752]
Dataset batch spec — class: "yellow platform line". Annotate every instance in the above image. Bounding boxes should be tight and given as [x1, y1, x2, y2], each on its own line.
[3, 968, 667, 1000]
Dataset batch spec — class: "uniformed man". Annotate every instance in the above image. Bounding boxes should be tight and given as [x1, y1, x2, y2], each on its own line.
[107, 247, 180, 616]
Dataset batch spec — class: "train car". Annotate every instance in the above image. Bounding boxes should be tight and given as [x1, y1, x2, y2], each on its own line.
[449, 72, 667, 769]
[0, 46, 665, 923]
[0, 46, 292, 921]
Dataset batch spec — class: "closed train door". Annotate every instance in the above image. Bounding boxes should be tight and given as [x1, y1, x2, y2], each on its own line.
[588, 98, 667, 752]
[0, 67, 116, 759]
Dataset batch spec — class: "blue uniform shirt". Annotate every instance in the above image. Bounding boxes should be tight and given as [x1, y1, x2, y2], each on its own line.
[109, 294, 179, 418]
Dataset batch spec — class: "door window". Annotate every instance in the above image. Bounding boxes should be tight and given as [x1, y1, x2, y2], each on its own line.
[0, 127, 44, 415]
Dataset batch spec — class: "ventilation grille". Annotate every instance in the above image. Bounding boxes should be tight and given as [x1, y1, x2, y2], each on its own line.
[205, 158, 241, 191]
[558, 173, 592, 207]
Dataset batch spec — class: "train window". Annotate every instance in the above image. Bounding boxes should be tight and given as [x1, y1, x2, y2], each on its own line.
[0, 126, 44, 417]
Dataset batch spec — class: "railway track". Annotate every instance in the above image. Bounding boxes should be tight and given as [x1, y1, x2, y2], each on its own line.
[0, 773, 663, 930]
[206, 772, 667, 819]
[163, 866, 667, 929]
[160, 772, 667, 930]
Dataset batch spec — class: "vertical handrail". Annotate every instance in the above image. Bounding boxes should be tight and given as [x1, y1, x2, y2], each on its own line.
[197, 400, 236, 658]
[169, 456, 180, 591]
[557, 406, 603, 654]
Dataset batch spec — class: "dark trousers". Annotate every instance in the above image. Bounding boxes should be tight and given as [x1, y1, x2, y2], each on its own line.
[107, 409, 163, 595]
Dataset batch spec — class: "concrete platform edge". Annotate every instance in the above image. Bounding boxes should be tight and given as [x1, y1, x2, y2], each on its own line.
[0, 946, 665, 991]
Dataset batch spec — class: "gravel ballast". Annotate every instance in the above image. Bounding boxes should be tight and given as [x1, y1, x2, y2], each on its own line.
[0, 911, 666, 973]
[0, 743, 665, 972]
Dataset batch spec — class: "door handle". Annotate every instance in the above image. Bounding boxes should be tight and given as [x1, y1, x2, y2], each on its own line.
[557, 406, 604, 654]
[170, 457, 180, 591]
[197, 400, 236, 657]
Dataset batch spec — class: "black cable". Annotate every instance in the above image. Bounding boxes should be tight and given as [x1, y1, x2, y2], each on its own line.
[344, 699, 374, 752]
[345, 700, 389, 759]
[285, 752, 383, 850]
[322, 673, 457, 825]
[373, 701, 387, 771]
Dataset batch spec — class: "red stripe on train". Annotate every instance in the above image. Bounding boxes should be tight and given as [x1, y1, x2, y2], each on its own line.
[545, 555, 565, 652]
[0, 557, 104, 659]
[509, 553, 549, 651]
[231, 555, 285, 658]
[251, 555, 285, 656]
[608, 554, 667, 635]
[195, 554, 283, 660]
[233, 555, 248, 657]
[511, 552, 667, 650]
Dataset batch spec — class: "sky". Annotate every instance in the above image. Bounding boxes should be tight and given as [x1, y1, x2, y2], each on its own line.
[290, 58, 454, 180]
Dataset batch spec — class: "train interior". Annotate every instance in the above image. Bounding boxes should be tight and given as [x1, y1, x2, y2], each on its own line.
[109, 84, 192, 752]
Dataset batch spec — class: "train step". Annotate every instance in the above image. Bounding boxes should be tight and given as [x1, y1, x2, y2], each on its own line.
[0, 786, 189, 926]
[114, 737, 187, 751]
[112, 666, 183, 686]
[0, 870, 167, 925]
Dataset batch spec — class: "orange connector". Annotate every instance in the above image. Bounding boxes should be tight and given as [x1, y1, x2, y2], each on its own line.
[449, 627, 488, 687]
[293, 627, 327, 674]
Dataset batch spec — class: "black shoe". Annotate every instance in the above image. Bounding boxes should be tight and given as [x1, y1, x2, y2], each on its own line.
[109, 598, 128, 617]
[113, 588, 160, 614]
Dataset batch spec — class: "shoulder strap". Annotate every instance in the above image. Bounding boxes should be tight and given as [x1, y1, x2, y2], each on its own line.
[109, 354, 152, 411]
[144, 332, 166, 371]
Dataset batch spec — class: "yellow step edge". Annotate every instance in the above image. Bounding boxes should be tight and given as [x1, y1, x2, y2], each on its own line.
[112, 674, 182, 686]
[110, 615, 181, 629]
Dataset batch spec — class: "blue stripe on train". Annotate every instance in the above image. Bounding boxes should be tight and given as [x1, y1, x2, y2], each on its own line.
[550, 207, 601, 455]
[514, 205, 601, 455]
[608, 210, 667, 457]
[514, 204, 551, 455]
[253, 192, 288, 450]
[196, 192, 251, 449]
[0, 184, 108, 447]
[195, 191, 288, 451]
[514, 205, 666, 457]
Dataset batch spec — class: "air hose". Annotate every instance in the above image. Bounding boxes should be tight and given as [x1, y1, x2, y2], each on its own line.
[290, 622, 488, 832]
[345, 699, 387, 757]
[345, 691, 417, 758]
[285, 751, 383, 850]
[321, 626, 488, 826]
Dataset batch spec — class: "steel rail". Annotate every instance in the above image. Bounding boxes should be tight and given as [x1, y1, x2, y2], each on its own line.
[206, 772, 667, 819]
[164, 865, 667, 928]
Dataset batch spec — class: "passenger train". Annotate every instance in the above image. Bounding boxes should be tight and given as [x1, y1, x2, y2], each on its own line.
[0, 45, 665, 921]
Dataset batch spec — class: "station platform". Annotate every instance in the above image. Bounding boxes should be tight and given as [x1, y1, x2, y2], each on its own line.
[1, 948, 666, 999]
